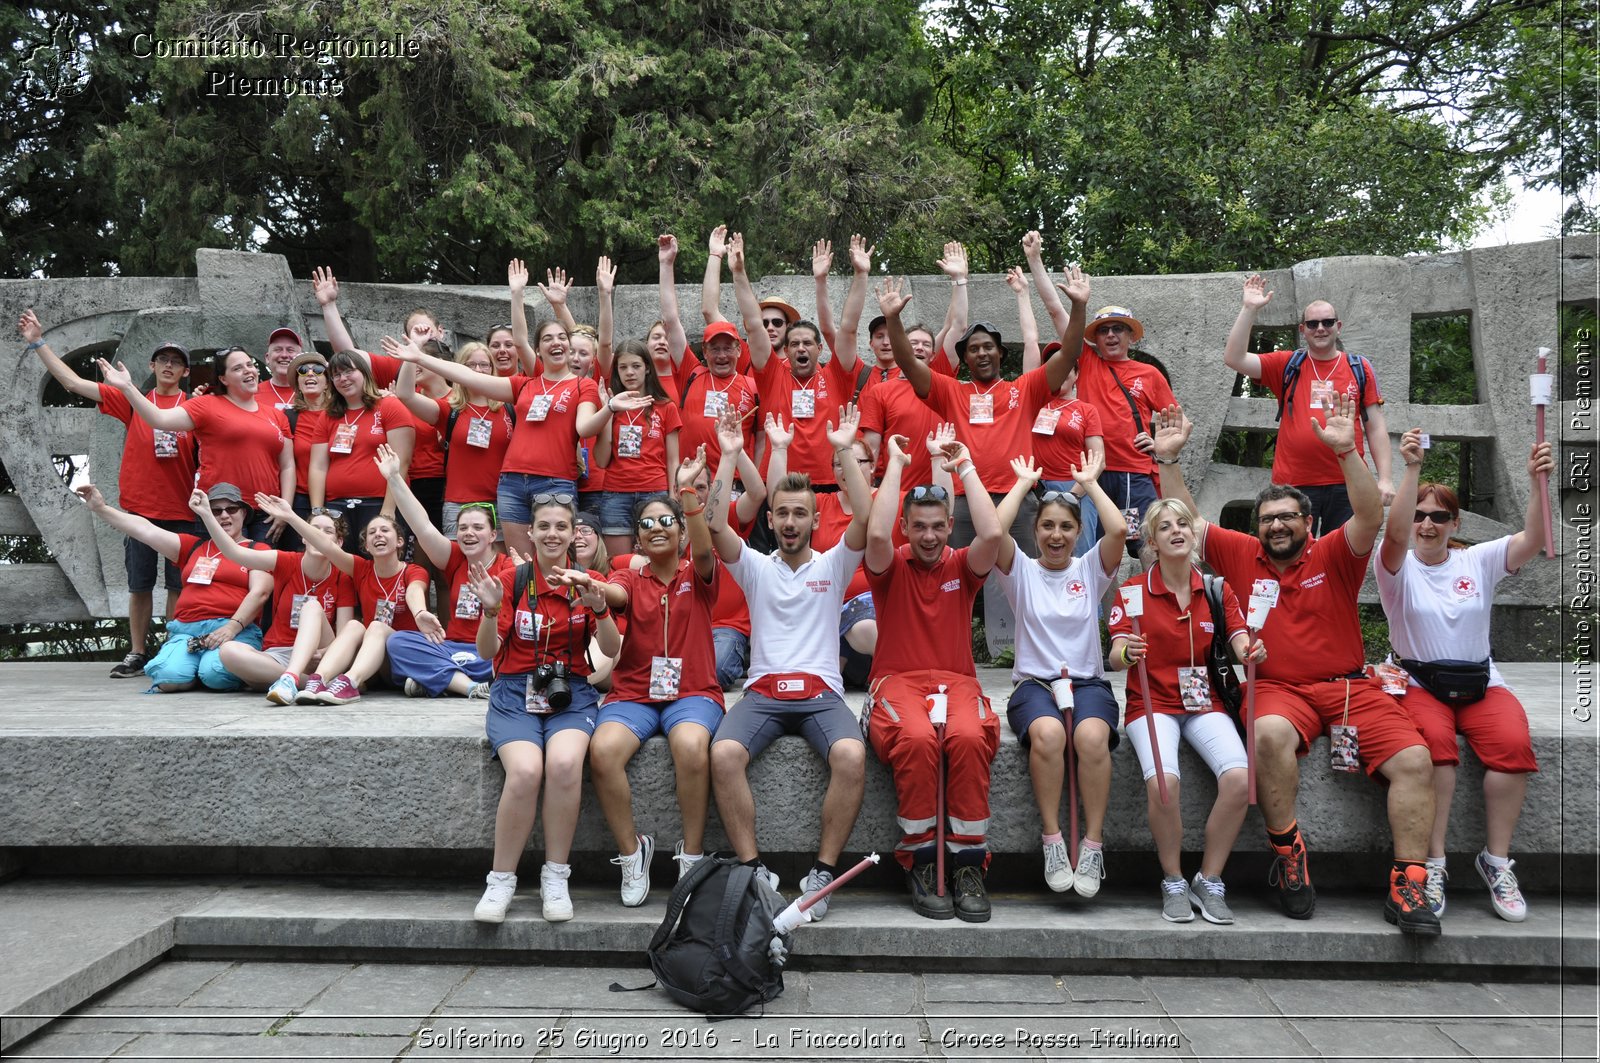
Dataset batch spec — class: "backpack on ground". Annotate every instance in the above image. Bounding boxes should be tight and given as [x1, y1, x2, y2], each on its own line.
[646, 852, 792, 1018]
[1276, 348, 1370, 423]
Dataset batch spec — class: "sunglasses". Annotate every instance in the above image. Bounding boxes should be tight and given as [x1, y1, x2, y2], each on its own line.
[1413, 509, 1455, 525]
[532, 492, 575, 507]
[908, 485, 950, 503]
[1038, 490, 1082, 507]
[637, 514, 680, 530]
[1095, 323, 1130, 335]
[458, 502, 498, 527]
[762, 317, 787, 328]
[1302, 317, 1339, 330]
[296, 364, 327, 376]
[1259, 512, 1306, 526]
[210, 505, 245, 516]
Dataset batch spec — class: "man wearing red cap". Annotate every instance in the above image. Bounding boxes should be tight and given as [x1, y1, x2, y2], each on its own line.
[678, 320, 761, 464]
[261, 327, 305, 412]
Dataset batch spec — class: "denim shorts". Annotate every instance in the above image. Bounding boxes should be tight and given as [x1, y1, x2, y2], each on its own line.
[496, 474, 577, 527]
[1006, 676, 1121, 752]
[597, 490, 670, 536]
[485, 672, 599, 753]
[598, 695, 725, 742]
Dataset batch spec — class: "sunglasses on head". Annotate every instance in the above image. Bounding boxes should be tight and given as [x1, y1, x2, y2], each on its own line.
[1303, 317, 1339, 330]
[1413, 509, 1455, 525]
[488, 324, 514, 337]
[296, 364, 327, 376]
[532, 492, 575, 507]
[908, 485, 950, 503]
[637, 514, 680, 531]
[1037, 489, 1081, 507]
[458, 501, 498, 526]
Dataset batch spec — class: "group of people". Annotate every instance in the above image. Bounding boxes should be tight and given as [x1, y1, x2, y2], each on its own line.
[20, 227, 1549, 934]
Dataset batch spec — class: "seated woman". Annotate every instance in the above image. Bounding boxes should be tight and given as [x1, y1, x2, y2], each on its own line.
[467, 495, 620, 924]
[1376, 430, 1552, 922]
[77, 481, 272, 691]
[1108, 498, 1263, 924]
[572, 510, 618, 691]
[376, 443, 510, 699]
[254, 494, 427, 705]
[991, 450, 1126, 898]
[187, 492, 359, 703]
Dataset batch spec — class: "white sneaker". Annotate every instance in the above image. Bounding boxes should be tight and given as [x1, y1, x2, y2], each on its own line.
[540, 862, 573, 922]
[403, 677, 424, 697]
[1424, 860, 1448, 916]
[611, 835, 653, 907]
[1074, 843, 1105, 898]
[1043, 838, 1075, 893]
[799, 866, 834, 921]
[474, 872, 516, 923]
[672, 840, 703, 881]
[1475, 850, 1528, 922]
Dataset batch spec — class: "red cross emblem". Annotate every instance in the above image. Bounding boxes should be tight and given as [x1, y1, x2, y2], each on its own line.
[1454, 577, 1475, 595]
[1068, 580, 1085, 595]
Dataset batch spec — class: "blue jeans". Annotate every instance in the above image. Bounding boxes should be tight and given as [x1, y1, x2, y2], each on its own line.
[146, 617, 264, 691]
[712, 627, 749, 691]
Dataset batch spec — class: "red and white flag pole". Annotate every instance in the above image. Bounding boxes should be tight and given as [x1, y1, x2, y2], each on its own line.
[1533, 347, 1556, 559]
[1120, 585, 1167, 805]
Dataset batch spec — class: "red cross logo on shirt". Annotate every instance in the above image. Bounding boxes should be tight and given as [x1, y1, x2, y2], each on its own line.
[1067, 580, 1086, 596]
[1454, 576, 1476, 596]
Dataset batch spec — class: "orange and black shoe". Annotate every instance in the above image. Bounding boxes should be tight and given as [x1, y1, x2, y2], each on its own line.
[1385, 864, 1442, 936]
[1267, 832, 1316, 919]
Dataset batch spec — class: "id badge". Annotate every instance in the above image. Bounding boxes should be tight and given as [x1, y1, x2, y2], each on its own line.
[968, 392, 995, 424]
[289, 593, 310, 629]
[1031, 406, 1061, 435]
[153, 429, 179, 458]
[466, 417, 493, 448]
[330, 421, 358, 454]
[790, 389, 816, 419]
[373, 598, 396, 626]
[1309, 379, 1335, 411]
[526, 394, 553, 422]
[617, 423, 644, 458]
[649, 655, 684, 701]
[1122, 506, 1141, 531]
[524, 680, 551, 715]
[1330, 724, 1360, 772]
[1178, 666, 1212, 712]
[1373, 660, 1409, 696]
[515, 609, 537, 641]
[702, 390, 729, 419]
[455, 584, 481, 620]
[188, 554, 221, 585]
[1251, 579, 1280, 607]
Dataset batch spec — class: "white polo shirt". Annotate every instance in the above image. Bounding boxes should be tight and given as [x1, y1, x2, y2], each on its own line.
[1374, 536, 1512, 688]
[726, 540, 864, 697]
[993, 547, 1115, 684]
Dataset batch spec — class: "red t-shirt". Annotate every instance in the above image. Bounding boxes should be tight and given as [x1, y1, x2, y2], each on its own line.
[858, 376, 944, 486]
[604, 400, 683, 493]
[1074, 350, 1175, 476]
[350, 555, 428, 631]
[856, 348, 957, 397]
[814, 491, 909, 602]
[1202, 524, 1369, 684]
[171, 534, 269, 624]
[410, 408, 445, 480]
[310, 396, 416, 499]
[1109, 566, 1247, 721]
[1031, 397, 1104, 480]
[677, 348, 760, 462]
[290, 409, 325, 497]
[605, 556, 723, 706]
[431, 397, 515, 504]
[504, 374, 600, 479]
[866, 543, 984, 681]
[1257, 349, 1383, 487]
[442, 544, 513, 642]
[492, 561, 605, 676]
[366, 352, 402, 389]
[98, 385, 197, 521]
[259, 378, 300, 414]
[184, 395, 290, 500]
[922, 367, 1053, 494]
[755, 355, 857, 485]
[262, 551, 357, 648]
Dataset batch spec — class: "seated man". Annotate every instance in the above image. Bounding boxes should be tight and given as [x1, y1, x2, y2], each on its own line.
[1153, 396, 1438, 936]
[699, 405, 874, 918]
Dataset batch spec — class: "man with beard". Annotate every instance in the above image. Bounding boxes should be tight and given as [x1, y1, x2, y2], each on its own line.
[1151, 398, 1438, 936]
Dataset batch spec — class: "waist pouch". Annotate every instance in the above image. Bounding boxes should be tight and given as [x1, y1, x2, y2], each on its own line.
[1399, 658, 1490, 705]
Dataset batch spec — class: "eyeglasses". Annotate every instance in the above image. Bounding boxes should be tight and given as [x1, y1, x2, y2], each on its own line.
[637, 514, 680, 530]
[1413, 509, 1454, 525]
[907, 485, 950, 503]
[151, 355, 185, 366]
[1302, 317, 1339, 330]
[1038, 490, 1082, 507]
[296, 364, 327, 376]
[1259, 512, 1306, 527]
[532, 492, 575, 507]
[1095, 323, 1130, 335]
[210, 505, 244, 516]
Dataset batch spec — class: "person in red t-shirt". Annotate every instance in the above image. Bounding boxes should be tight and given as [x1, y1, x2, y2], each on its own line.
[596, 339, 682, 555]
[466, 496, 622, 924]
[280, 351, 333, 549]
[1222, 275, 1395, 533]
[22, 312, 199, 677]
[309, 351, 417, 555]
[1152, 397, 1438, 936]
[864, 431, 1004, 922]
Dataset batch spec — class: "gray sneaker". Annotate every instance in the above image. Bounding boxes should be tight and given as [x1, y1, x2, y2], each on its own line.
[1161, 875, 1194, 922]
[799, 866, 834, 921]
[1188, 872, 1236, 924]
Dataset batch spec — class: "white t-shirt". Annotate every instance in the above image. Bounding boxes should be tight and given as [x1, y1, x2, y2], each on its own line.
[994, 548, 1115, 684]
[726, 540, 864, 697]
[1374, 536, 1512, 688]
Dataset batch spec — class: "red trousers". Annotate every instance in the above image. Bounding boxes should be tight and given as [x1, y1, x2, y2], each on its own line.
[867, 670, 1000, 870]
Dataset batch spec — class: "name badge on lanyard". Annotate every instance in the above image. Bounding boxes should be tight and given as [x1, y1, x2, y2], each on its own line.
[466, 417, 493, 448]
[188, 553, 221, 585]
[154, 429, 180, 458]
[1031, 407, 1061, 435]
[702, 390, 729, 419]
[526, 394, 554, 422]
[617, 423, 644, 458]
[790, 389, 815, 419]
[330, 421, 358, 454]
[968, 392, 994, 424]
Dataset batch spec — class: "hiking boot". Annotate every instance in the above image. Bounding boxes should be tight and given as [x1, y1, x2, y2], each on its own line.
[1424, 861, 1448, 917]
[1073, 843, 1105, 898]
[907, 862, 955, 920]
[473, 872, 516, 923]
[611, 834, 653, 907]
[1043, 838, 1075, 893]
[540, 862, 573, 922]
[672, 841, 703, 881]
[1188, 872, 1235, 925]
[295, 675, 326, 705]
[1267, 833, 1316, 919]
[403, 677, 425, 697]
[799, 866, 835, 921]
[1475, 850, 1528, 923]
[951, 864, 991, 923]
[318, 673, 361, 704]
[265, 673, 299, 706]
[1385, 865, 1443, 936]
[109, 651, 149, 679]
[466, 681, 491, 699]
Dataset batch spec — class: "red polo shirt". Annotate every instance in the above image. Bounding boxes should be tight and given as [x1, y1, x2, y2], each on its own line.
[605, 556, 722, 706]
[493, 560, 605, 677]
[1109, 565, 1246, 720]
[866, 543, 984, 682]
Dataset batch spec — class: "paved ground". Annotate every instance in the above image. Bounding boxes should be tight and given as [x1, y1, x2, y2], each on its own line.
[9, 958, 1598, 1062]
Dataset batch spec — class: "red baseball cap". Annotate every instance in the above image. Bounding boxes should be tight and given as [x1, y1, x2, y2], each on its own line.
[702, 321, 741, 344]
[267, 327, 303, 349]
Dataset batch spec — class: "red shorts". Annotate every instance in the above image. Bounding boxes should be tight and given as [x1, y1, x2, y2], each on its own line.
[1251, 677, 1426, 778]
[1398, 684, 1538, 774]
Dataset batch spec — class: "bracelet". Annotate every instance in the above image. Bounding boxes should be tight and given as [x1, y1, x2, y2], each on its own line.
[1404, 460, 1423, 468]
[1120, 644, 1135, 666]
[593, 604, 610, 619]
[682, 505, 706, 518]
[1154, 456, 1180, 465]
[956, 461, 977, 479]
[481, 606, 501, 618]
[951, 279, 968, 287]
[24, 340, 45, 352]
[1336, 448, 1357, 460]
[679, 486, 700, 498]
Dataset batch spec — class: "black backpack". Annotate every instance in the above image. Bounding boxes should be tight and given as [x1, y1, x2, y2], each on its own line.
[645, 852, 792, 1018]
[1276, 348, 1371, 423]
[1201, 573, 1245, 725]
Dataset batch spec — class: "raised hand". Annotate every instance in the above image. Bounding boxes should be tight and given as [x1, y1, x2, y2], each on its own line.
[468, 560, 504, 611]
[507, 258, 529, 295]
[1070, 447, 1106, 485]
[678, 444, 708, 489]
[1311, 393, 1358, 454]
[811, 238, 833, 279]
[937, 439, 973, 473]
[726, 232, 745, 274]
[95, 358, 133, 390]
[253, 493, 294, 521]
[927, 421, 956, 457]
[1529, 440, 1554, 480]
[937, 240, 968, 281]
[187, 488, 209, 517]
[875, 276, 912, 317]
[1241, 273, 1273, 312]
[1021, 230, 1044, 262]
[763, 411, 793, 450]
[849, 234, 874, 274]
[886, 433, 913, 468]
[707, 225, 728, 258]
[1152, 403, 1193, 460]
[717, 408, 747, 454]
[1055, 264, 1091, 306]
[826, 402, 861, 450]
[311, 267, 340, 306]
[537, 267, 571, 308]
[658, 234, 679, 264]
[1004, 266, 1027, 294]
[18, 308, 43, 343]
[596, 256, 616, 294]
[1009, 454, 1043, 487]
[373, 442, 403, 482]
[608, 390, 654, 413]
[74, 484, 107, 512]
[1399, 428, 1426, 467]
[380, 335, 424, 363]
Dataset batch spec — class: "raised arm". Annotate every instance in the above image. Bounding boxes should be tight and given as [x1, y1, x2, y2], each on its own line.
[727, 233, 772, 370]
[703, 409, 747, 563]
[536, 267, 580, 340]
[382, 335, 514, 402]
[188, 490, 279, 570]
[95, 359, 195, 431]
[1009, 268, 1042, 373]
[1074, 447, 1127, 578]
[256, 492, 357, 576]
[1044, 266, 1091, 389]
[376, 443, 451, 569]
[811, 238, 838, 354]
[1151, 404, 1207, 542]
[312, 268, 359, 354]
[508, 258, 533, 366]
[392, 362, 443, 424]
[1381, 429, 1425, 575]
[1224, 275, 1269, 380]
[867, 433, 909, 574]
[20, 310, 100, 400]
[595, 256, 617, 376]
[830, 404, 873, 550]
[76, 484, 183, 561]
[1314, 393, 1382, 555]
[732, 447, 767, 526]
[701, 225, 729, 327]
[880, 278, 930, 398]
[944, 438, 1000, 575]
[676, 445, 717, 582]
[935, 241, 970, 356]
[657, 235, 692, 367]
[1023, 231, 1070, 340]
[471, 560, 506, 660]
[761, 411, 793, 501]
[995, 454, 1043, 574]
[1508, 440, 1556, 571]
[837, 234, 874, 355]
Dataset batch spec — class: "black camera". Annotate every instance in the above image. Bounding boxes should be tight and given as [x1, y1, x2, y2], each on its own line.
[531, 661, 572, 709]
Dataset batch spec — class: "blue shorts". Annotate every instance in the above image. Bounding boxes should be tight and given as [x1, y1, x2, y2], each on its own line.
[597, 489, 669, 536]
[838, 592, 875, 637]
[496, 473, 578, 528]
[1099, 471, 1159, 556]
[485, 672, 599, 754]
[1006, 677, 1121, 752]
[598, 695, 724, 742]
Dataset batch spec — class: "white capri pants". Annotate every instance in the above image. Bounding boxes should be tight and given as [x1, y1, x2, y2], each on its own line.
[1126, 711, 1248, 782]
